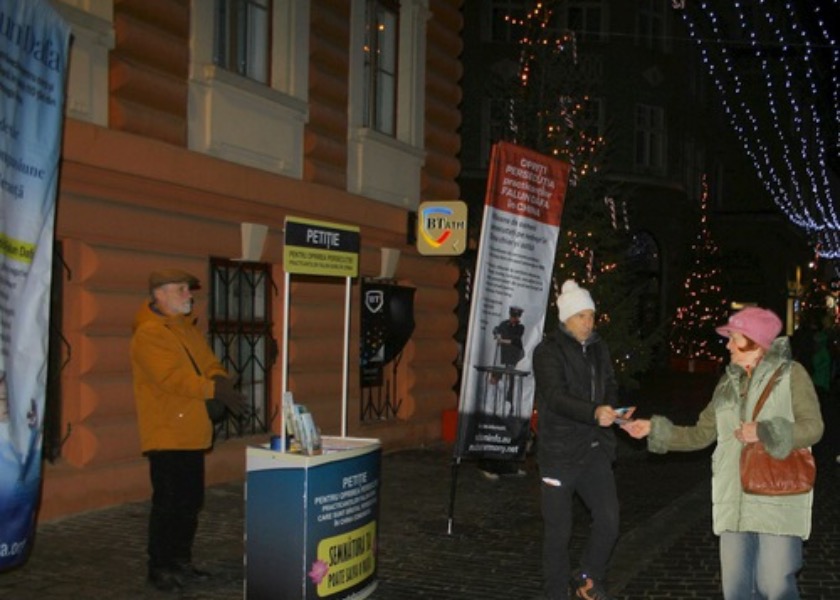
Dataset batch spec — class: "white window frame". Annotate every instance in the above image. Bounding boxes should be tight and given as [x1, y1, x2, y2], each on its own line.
[52, 0, 114, 126]
[363, 0, 399, 135]
[188, 0, 309, 178]
[348, 0, 428, 208]
[634, 104, 666, 173]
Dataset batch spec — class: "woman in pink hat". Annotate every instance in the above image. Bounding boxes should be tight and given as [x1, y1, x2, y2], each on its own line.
[623, 306, 823, 600]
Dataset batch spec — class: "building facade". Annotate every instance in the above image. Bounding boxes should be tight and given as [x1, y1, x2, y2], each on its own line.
[40, 0, 464, 520]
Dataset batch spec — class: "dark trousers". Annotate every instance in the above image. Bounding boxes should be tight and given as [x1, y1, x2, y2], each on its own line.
[541, 446, 619, 598]
[147, 450, 205, 570]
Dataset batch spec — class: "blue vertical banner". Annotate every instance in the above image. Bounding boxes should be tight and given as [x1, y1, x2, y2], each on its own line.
[0, 0, 70, 570]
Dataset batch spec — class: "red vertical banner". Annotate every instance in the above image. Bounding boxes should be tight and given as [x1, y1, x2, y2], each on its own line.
[454, 142, 570, 459]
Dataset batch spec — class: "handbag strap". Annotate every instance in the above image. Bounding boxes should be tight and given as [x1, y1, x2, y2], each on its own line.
[750, 364, 785, 420]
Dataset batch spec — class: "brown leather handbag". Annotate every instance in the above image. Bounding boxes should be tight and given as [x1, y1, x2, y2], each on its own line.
[740, 365, 816, 496]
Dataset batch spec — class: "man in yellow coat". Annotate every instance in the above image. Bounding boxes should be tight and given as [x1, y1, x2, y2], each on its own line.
[131, 268, 244, 591]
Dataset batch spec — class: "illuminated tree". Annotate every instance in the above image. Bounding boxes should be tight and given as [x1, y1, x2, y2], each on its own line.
[489, 1, 660, 387]
[669, 176, 730, 363]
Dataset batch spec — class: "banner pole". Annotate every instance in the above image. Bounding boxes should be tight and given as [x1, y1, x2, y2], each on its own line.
[281, 271, 290, 452]
[446, 455, 462, 535]
[341, 276, 351, 437]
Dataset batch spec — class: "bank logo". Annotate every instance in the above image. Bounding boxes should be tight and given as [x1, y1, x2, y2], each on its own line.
[417, 201, 467, 256]
[364, 290, 384, 314]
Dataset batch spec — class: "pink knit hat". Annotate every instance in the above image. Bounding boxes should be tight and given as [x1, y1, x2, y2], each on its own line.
[715, 307, 783, 350]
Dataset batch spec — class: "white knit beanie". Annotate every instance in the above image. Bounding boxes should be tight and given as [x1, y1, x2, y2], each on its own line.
[556, 279, 595, 323]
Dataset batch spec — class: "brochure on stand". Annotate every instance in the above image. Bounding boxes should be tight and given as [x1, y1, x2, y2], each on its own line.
[282, 391, 322, 455]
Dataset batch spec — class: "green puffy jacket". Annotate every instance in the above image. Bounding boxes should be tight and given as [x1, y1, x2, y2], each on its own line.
[648, 337, 823, 540]
[131, 302, 227, 452]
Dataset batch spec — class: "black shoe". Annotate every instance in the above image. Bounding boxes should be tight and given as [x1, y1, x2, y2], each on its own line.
[173, 562, 212, 582]
[148, 567, 184, 592]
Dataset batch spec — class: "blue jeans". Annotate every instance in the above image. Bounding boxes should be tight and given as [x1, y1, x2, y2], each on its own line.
[719, 531, 802, 599]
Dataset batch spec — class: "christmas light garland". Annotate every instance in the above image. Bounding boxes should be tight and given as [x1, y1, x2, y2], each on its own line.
[679, 0, 840, 258]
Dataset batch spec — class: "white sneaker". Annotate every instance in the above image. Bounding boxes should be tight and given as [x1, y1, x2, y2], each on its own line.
[479, 469, 500, 481]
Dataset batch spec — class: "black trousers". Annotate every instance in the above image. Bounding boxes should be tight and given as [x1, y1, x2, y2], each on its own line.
[540, 445, 619, 598]
[147, 449, 205, 570]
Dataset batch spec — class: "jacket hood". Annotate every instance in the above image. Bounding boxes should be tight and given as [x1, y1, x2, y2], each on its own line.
[764, 335, 792, 363]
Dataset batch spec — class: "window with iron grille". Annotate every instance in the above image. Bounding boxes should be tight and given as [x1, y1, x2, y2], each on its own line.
[208, 258, 277, 439]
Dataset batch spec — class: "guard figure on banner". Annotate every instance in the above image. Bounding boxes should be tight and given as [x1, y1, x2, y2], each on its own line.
[486, 306, 527, 416]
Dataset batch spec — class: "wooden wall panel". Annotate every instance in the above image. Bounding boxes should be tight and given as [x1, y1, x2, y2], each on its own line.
[114, 0, 190, 34]
[422, 0, 464, 201]
[43, 0, 466, 518]
[77, 289, 144, 332]
[85, 376, 135, 420]
[62, 419, 141, 467]
[78, 334, 130, 376]
[305, 1, 350, 186]
[110, 0, 189, 145]
[289, 338, 345, 365]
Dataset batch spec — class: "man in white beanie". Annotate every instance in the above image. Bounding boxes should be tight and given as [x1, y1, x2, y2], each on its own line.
[532, 280, 630, 600]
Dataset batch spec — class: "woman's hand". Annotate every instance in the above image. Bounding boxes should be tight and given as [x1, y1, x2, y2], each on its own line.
[621, 419, 652, 439]
[734, 421, 759, 443]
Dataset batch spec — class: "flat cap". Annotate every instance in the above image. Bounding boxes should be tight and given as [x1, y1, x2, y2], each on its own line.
[148, 268, 200, 292]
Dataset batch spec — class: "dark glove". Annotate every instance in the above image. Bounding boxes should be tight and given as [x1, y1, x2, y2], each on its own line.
[212, 376, 246, 417]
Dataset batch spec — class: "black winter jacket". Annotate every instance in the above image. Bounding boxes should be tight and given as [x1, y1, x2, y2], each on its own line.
[533, 326, 619, 471]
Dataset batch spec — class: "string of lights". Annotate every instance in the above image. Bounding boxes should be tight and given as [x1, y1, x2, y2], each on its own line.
[679, 1, 840, 258]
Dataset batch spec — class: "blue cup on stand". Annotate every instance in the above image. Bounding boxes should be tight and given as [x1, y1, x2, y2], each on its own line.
[269, 435, 283, 451]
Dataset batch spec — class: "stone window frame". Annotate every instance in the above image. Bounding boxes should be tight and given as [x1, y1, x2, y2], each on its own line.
[188, 0, 310, 178]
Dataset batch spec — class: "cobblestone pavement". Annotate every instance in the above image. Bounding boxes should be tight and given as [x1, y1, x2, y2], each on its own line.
[1, 372, 839, 599]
